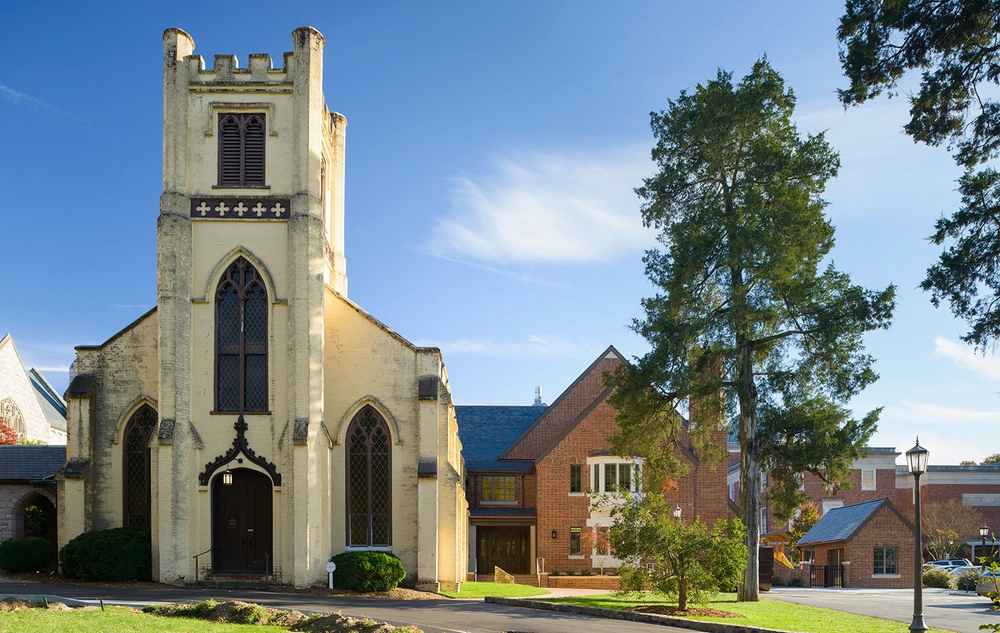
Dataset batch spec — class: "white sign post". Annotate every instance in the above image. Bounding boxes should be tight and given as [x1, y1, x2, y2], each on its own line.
[325, 562, 336, 589]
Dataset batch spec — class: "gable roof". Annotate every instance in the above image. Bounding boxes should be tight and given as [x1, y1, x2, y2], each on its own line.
[0, 334, 67, 438]
[499, 345, 626, 461]
[28, 368, 67, 431]
[0, 445, 67, 480]
[454, 406, 543, 471]
[796, 498, 914, 546]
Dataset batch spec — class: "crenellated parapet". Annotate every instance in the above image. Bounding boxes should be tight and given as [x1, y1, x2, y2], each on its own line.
[184, 51, 293, 84]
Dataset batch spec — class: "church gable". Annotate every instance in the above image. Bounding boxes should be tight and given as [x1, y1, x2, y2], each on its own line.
[0, 334, 68, 444]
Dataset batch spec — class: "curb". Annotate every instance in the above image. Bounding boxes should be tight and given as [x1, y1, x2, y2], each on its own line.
[484, 597, 797, 633]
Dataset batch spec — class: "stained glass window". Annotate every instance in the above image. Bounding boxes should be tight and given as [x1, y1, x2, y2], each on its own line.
[215, 257, 268, 412]
[123, 405, 157, 527]
[346, 406, 392, 547]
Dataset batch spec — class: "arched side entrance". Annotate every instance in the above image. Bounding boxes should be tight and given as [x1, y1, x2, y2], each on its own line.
[212, 468, 272, 574]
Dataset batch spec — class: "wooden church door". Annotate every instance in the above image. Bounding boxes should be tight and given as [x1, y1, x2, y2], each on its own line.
[212, 469, 272, 574]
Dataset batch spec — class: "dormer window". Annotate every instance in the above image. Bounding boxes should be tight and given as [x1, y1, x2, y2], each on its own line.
[218, 113, 265, 187]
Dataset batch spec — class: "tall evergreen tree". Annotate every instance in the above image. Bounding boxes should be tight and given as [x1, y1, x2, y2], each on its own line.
[838, 0, 1000, 348]
[608, 59, 895, 601]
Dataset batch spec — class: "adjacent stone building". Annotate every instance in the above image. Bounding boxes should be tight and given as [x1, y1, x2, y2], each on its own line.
[0, 334, 67, 445]
[58, 27, 467, 590]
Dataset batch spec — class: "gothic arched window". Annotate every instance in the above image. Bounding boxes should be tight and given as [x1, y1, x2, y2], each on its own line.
[215, 257, 268, 413]
[123, 405, 157, 527]
[0, 397, 25, 441]
[346, 406, 391, 547]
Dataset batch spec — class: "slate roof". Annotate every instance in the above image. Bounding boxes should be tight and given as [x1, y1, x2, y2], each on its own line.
[455, 406, 544, 471]
[28, 369, 67, 431]
[0, 445, 66, 480]
[797, 498, 899, 546]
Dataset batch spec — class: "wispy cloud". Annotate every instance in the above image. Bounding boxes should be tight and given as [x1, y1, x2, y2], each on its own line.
[33, 365, 70, 373]
[933, 336, 1000, 380]
[892, 399, 1000, 424]
[428, 145, 656, 264]
[415, 335, 598, 359]
[0, 83, 96, 132]
[112, 304, 153, 311]
[425, 253, 569, 288]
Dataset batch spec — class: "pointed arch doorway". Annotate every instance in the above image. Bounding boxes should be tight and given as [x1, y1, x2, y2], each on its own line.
[212, 468, 272, 574]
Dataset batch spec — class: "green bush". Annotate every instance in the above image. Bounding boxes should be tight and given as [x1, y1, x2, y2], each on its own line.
[329, 551, 406, 592]
[787, 576, 806, 587]
[922, 566, 956, 589]
[0, 537, 54, 572]
[957, 568, 980, 591]
[60, 526, 151, 581]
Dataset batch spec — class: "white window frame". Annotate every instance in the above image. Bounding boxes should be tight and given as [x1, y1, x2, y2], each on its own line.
[861, 469, 876, 491]
[586, 456, 641, 495]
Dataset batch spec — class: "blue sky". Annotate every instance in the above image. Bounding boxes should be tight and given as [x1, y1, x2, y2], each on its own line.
[1, 2, 994, 465]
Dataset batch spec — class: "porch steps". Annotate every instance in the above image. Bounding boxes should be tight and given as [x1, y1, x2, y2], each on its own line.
[197, 575, 271, 590]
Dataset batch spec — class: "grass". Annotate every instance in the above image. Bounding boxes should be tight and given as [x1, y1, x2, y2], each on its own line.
[541, 593, 960, 633]
[0, 605, 289, 632]
[440, 581, 549, 599]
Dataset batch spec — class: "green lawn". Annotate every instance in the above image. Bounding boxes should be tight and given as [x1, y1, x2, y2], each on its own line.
[542, 593, 959, 633]
[441, 581, 549, 599]
[0, 605, 288, 633]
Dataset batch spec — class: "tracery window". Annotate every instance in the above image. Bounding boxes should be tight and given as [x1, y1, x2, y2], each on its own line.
[215, 257, 268, 412]
[218, 113, 266, 187]
[0, 397, 25, 440]
[346, 406, 391, 547]
[123, 405, 157, 527]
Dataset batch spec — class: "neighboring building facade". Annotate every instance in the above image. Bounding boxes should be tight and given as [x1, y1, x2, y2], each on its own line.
[796, 498, 917, 589]
[0, 446, 65, 546]
[57, 28, 466, 590]
[457, 346, 731, 577]
[0, 334, 67, 445]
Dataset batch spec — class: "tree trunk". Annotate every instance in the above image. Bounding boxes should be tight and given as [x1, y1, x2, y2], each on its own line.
[736, 340, 760, 602]
[678, 577, 688, 611]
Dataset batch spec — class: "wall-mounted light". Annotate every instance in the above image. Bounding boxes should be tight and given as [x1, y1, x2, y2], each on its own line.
[222, 464, 234, 486]
[551, 530, 557, 539]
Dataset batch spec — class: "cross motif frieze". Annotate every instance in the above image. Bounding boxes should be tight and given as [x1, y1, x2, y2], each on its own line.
[189, 198, 291, 220]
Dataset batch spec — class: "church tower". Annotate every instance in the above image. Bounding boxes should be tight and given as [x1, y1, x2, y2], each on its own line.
[156, 27, 344, 584]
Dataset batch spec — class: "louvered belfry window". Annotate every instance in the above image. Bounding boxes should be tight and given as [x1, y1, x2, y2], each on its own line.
[123, 405, 157, 528]
[218, 113, 266, 187]
[346, 406, 392, 547]
[216, 257, 268, 412]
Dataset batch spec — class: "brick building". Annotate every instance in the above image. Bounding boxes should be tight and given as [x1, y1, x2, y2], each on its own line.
[456, 346, 731, 577]
[796, 498, 917, 589]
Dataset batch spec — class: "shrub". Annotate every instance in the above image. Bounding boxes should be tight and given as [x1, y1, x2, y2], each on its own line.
[0, 537, 54, 573]
[957, 568, 980, 592]
[922, 567, 956, 589]
[60, 526, 151, 581]
[329, 551, 406, 592]
[787, 576, 805, 587]
[770, 575, 785, 586]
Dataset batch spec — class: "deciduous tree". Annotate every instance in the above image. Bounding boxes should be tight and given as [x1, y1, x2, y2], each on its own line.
[922, 499, 985, 560]
[609, 495, 746, 610]
[608, 59, 895, 601]
[838, 0, 1000, 347]
[0, 416, 17, 445]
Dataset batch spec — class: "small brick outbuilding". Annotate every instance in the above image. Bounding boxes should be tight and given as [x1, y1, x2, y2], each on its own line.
[796, 497, 916, 589]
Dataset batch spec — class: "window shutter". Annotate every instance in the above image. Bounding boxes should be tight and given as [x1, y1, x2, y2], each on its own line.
[218, 115, 243, 186]
[243, 115, 266, 186]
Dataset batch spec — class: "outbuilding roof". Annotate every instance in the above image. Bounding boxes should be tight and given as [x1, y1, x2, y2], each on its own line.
[0, 445, 66, 480]
[455, 406, 543, 471]
[796, 498, 913, 546]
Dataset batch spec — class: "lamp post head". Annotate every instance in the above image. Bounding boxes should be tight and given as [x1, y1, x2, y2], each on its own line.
[673, 504, 682, 519]
[906, 438, 929, 476]
[982, 525, 991, 539]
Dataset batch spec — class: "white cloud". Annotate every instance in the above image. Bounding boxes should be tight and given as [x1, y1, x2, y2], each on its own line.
[933, 336, 1000, 380]
[428, 145, 657, 264]
[891, 400, 1000, 425]
[0, 83, 96, 132]
[416, 335, 598, 359]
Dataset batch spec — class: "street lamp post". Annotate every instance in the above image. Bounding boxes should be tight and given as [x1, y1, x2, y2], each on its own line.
[906, 438, 929, 633]
[982, 525, 991, 571]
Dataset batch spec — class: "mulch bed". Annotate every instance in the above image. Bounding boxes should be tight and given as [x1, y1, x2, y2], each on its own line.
[631, 605, 744, 619]
[0, 571, 171, 590]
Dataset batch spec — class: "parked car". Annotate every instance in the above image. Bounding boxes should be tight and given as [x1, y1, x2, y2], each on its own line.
[976, 569, 1000, 597]
[931, 558, 974, 567]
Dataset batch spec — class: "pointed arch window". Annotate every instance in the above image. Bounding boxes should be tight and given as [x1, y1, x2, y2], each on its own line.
[123, 405, 157, 527]
[346, 406, 392, 547]
[218, 113, 266, 187]
[215, 257, 268, 413]
[0, 398, 25, 441]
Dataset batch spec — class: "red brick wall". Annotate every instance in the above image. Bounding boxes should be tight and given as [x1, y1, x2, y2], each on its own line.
[894, 482, 1000, 533]
[503, 357, 619, 461]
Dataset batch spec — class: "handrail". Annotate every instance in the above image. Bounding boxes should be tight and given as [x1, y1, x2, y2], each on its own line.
[264, 547, 271, 590]
[193, 545, 217, 586]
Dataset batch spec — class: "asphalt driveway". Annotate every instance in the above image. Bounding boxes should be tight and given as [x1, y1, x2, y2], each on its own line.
[767, 586, 1000, 633]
